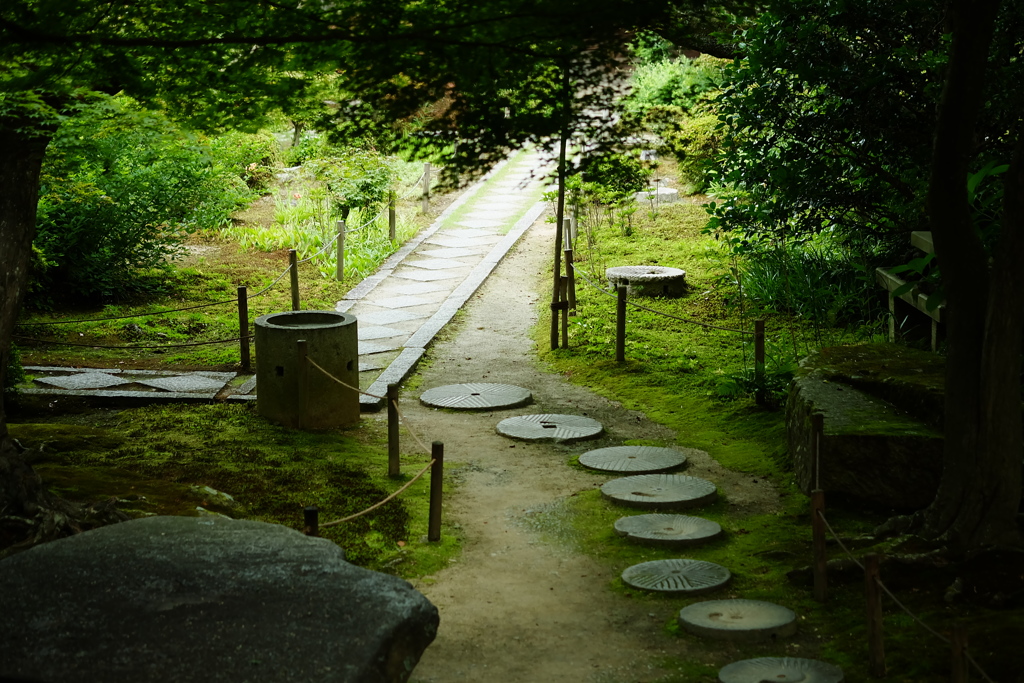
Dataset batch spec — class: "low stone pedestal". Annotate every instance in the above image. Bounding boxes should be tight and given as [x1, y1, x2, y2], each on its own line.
[0, 516, 438, 683]
[606, 265, 687, 298]
[787, 344, 945, 510]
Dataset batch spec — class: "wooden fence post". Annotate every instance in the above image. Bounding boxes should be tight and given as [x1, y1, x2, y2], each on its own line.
[388, 191, 397, 241]
[616, 285, 627, 362]
[422, 162, 431, 214]
[812, 489, 827, 602]
[951, 623, 968, 683]
[237, 286, 250, 373]
[865, 553, 886, 678]
[289, 249, 300, 311]
[387, 383, 400, 477]
[335, 220, 346, 281]
[296, 339, 309, 429]
[303, 506, 319, 536]
[428, 441, 444, 541]
[559, 277, 569, 349]
[754, 318, 765, 405]
[811, 412, 824, 490]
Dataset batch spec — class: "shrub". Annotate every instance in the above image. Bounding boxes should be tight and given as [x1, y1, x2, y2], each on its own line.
[31, 96, 265, 302]
[624, 55, 727, 116]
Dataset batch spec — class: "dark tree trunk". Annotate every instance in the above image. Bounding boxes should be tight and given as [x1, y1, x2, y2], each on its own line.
[0, 120, 128, 554]
[923, 0, 1023, 553]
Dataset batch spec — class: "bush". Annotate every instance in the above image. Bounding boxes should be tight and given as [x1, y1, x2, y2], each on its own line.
[658, 101, 722, 193]
[624, 55, 727, 116]
[31, 96, 266, 302]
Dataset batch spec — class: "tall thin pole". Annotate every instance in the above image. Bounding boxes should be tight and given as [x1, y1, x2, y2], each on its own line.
[335, 220, 346, 282]
[237, 286, 250, 373]
[551, 63, 570, 351]
[289, 249, 300, 311]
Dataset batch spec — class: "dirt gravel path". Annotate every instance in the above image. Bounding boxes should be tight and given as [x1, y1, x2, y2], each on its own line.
[396, 216, 778, 683]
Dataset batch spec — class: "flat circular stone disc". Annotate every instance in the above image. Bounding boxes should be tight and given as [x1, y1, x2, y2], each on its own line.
[420, 383, 532, 410]
[678, 599, 797, 641]
[496, 414, 604, 443]
[601, 474, 717, 510]
[614, 514, 722, 547]
[621, 559, 730, 595]
[579, 446, 686, 474]
[718, 657, 844, 683]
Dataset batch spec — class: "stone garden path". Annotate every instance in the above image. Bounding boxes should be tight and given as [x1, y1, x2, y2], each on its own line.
[20, 149, 549, 409]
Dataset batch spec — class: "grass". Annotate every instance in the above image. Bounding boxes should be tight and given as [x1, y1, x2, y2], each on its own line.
[531, 198, 1022, 682]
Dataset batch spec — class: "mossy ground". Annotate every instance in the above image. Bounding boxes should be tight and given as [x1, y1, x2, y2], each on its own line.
[533, 200, 1023, 681]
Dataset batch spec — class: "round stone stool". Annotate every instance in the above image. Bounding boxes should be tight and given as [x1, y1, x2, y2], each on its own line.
[606, 265, 687, 297]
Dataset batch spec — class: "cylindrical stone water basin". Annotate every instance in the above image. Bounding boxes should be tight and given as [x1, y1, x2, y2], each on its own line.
[255, 310, 359, 429]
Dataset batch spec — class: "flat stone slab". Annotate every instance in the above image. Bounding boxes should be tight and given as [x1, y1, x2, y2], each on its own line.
[496, 414, 603, 443]
[718, 657, 844, 683]
[135, 375, 228, 393]
[358, 325, 404, 341]
[406, 258, 470, 271]
[391, 282, 451, 295]
[371, 295, 435, 309]
[418, 247, 483, 259]
[0, 516, 438, 683]
[393, 270, 462, 282]
[420, 383, 532, 410]
[35, 372, 133, 390]
[621, 559, 730, 595]
[579, 446, 686, 473]
[606, 265, 687, 297]
[601, 474, 717, 509]
[355, 309, 425, 325]
[613, 513, 722, 547]
[678, 599, 797, 642]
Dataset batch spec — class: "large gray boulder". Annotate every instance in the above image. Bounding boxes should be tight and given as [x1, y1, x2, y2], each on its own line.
[787, 344, 945, 510]
[0, 516, 438, 683]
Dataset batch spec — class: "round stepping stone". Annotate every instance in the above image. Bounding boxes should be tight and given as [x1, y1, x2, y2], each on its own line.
[718, 657, 844, 683]
[621, 559, 730, 595]
[579, 446, 686, 474]
[601, 474, 717, 510]
[420, 383, 532, 410]
[678, 599, 797, 642]
[496, 414, 603, 443]
[614, 514, 722, 547]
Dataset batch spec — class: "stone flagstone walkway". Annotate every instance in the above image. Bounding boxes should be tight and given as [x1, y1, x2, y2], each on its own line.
[18, 148, 550, 410]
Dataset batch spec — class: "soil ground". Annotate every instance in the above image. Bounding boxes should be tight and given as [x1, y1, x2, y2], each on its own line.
[391, 215, 779, 683]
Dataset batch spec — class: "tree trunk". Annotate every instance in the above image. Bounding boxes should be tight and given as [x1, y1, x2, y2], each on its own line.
[0, 120, 128, 555]
[923, 0, 1022, 554]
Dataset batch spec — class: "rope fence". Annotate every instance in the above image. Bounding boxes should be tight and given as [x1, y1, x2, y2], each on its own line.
[555, 237, 768, 403]
[301, 349, 444, 542]
[808, 418, 995, 682]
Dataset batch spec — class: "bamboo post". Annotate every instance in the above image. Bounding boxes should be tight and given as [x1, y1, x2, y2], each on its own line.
[559, 276, 569, 349]
[388, 191, 397, 241]
[289, 249, 300, 311]
[387, 383, 400, 477]
[564, 250, 576, 315]
[951, 623, 968, 683]
[422, 162, 431, 214]
[428, 441, 444, 541]
[296, 339, 309, 429]
[865, 553, 886, 678]
[303, 506, 319, 537]
[335, 220, 346, 281]
[811, 489, 827, 602]
[616, 285, 627, 362]
[754, 318, 766, 405]
[237, 286, 250, 373]
[550, 130, 568, 351]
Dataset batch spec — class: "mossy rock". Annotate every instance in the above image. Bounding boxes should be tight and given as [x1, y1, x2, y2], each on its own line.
[787, 343, 944, 510]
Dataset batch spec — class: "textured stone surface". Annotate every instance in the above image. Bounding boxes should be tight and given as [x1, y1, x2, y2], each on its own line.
[578, 446, 687, 474]
[495, 414, 604, 443]
[678, 600, 797, 642]
[0, 517, 438, 683]
[787, 345, 944, 509]
[601, 474, 717, 510]
[621, 559, 730, 595]
[135, 375, 228, 393]
[718, 657, 844, 683]
[613, 514, 722, 547]
[35, 372, 132, 390]
[606, 265, 687, 298]
[420, 383, 532, 410]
